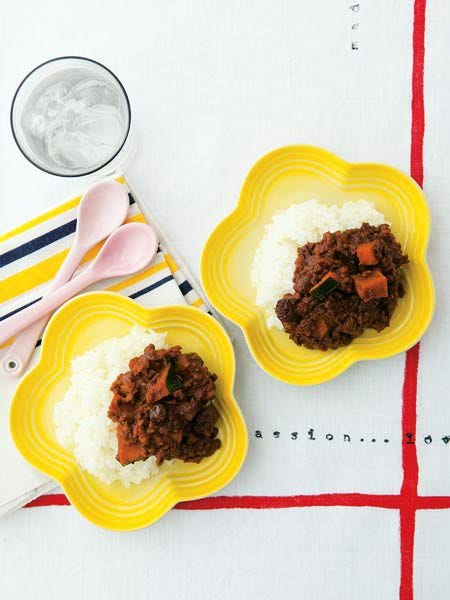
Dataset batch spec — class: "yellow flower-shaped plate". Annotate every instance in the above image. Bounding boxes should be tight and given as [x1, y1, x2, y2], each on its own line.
[9, 292, 247, 530]
[201, 145, 434, 385]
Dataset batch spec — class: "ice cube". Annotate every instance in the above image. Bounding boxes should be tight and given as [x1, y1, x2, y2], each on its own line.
[33, 81, 72, 120]
[23, 81, 72, 140]
[45, 125, 100, 169]
[74, 105, 124, 151]
[23, 112, 46, 138]
[71, 79, 120, 108]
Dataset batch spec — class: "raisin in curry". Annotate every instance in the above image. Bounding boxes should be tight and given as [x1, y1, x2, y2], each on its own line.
[108, 345, 221, 466]
[275, 223, 408, 351]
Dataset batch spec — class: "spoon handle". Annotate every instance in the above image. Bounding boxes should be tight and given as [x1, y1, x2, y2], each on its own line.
[0, 267, 96, 346]
[2, 243, 88, 376]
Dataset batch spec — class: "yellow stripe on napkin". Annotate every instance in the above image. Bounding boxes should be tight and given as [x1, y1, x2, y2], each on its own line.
[0, 214, 146, 303]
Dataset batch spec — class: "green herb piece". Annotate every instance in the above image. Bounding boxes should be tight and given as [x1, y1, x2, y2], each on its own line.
[166, 363, 183, 393]
[310, 274, 341, 300]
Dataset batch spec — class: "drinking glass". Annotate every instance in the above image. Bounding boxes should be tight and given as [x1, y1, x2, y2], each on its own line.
[10, 56, 132, 177]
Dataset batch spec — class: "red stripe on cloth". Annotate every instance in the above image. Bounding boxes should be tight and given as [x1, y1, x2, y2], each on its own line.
[175, 494, 401, 510]
[416, 497, 450, 509]
[399, 345, 420, 600]
[26, 493, 401, 510]
[26, 494, 70, 507]
[401, 345, 420, 501]
[400, 505, 417, 600]
[410, 0, 426, 188]
[25, 492, 450, 511]
[399, 1, 427, 598]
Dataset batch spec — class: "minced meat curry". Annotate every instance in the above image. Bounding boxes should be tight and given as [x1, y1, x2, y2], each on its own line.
[108, 344, 221, 466]
[275, 223, 408, 351]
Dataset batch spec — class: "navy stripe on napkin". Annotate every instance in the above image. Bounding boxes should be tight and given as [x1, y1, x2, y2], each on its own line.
[129, 275, 174, 300]
[0, 297, 42, 321]
[178, 280, 193, 296]
[0, 222, 77, 268]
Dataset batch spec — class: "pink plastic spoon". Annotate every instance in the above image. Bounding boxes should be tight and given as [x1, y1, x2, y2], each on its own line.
[2, 179, 130, 376]
[0, 222, 158, 347]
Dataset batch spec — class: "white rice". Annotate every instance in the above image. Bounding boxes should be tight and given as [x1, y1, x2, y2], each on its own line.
[54, 325, 167, 487]
[251, 199, 386, 329]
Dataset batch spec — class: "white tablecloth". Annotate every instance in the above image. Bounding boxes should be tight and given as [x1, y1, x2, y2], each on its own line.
[0, 1, 448, 598]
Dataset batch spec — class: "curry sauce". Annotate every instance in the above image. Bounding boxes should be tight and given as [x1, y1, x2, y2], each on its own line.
[108, 344, 221, 466]
[275, 223, 408, 350]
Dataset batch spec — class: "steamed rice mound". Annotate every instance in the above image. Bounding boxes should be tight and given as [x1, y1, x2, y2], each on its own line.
[251, 199, 386, 328]
[53, 325, 167, 487]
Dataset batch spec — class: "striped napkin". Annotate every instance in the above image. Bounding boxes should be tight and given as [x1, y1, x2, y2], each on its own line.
[0, 175, 212, 516]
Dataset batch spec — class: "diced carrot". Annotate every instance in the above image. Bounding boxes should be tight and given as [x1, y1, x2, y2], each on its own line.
[353, 269, 388, 302]
[116, 434, 147, 466]
[108, 395, 135, 420]
[145, 362, 171, 403]
[356, 241, 378, 265]
[315, 318, 329, 338]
